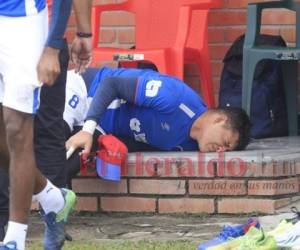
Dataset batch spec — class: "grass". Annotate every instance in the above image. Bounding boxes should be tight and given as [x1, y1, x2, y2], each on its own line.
[28, 240, 197, 250]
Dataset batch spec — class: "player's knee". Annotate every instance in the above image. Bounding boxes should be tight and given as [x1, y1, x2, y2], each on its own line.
[4, 112, 32, 151]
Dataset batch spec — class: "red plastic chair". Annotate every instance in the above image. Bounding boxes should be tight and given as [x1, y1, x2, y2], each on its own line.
[91, 0, 223, 108]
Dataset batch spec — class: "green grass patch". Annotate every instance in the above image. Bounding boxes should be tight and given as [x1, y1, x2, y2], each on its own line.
[28, 240, 197, 250]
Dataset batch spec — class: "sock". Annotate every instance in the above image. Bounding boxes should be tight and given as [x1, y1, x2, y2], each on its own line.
[3, 221, 27, 250]
[32, 180, 65, 214]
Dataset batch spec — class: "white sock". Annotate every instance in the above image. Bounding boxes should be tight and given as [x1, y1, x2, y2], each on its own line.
[4, 221, 27, 250]
[32, 180, 64, 214]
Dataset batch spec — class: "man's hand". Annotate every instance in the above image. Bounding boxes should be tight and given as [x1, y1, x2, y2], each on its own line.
[71, 37, 92, 74]
[66, 130, 93, 155]
[37, 47, 60, 86]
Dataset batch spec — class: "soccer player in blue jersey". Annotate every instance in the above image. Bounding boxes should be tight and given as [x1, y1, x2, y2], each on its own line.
[66, 67, 251, 155]
[0, 1, 92, 250]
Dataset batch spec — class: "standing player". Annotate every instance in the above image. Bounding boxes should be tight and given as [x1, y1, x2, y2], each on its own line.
[0, 1, 92, 250]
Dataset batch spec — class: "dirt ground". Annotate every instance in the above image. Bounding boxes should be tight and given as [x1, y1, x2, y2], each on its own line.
[27, 211, 293, 244]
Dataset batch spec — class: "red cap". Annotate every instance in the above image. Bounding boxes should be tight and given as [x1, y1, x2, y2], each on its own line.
[97, 134, 128, 166]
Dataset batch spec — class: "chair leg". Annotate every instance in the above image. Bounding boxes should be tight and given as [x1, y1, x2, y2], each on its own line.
[242, 50, 257, 115]
[197, 52, 215, 108]
[281, 61, 298, 136]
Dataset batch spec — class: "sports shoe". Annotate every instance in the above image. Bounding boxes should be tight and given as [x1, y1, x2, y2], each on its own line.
[233, 227, 277, 250]
[42, 188, 76, 250]
[203, 218, 260, 250]
[286, 206, 300, 224]
[267, 219, 294, 238]
[276, 220, 300, 248]
[0, 241, 18, 250]
[197, 224, 244, 250]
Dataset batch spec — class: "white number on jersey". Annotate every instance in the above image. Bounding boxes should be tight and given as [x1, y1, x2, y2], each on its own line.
[145, 80, 162, 97]
[130, 118, 141, 133]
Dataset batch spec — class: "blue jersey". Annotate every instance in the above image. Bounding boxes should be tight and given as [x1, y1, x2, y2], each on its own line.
[88, 67, 207, 151]
[0, 0, 46, 16]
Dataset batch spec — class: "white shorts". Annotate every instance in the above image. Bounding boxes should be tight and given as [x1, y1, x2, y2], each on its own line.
[0, 8, 48, 114]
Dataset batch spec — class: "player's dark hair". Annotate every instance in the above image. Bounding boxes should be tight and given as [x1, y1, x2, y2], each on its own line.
[213, 107, 251, 150]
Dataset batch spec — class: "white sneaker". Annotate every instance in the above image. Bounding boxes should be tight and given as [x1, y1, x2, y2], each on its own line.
[276, 221, 300, 248]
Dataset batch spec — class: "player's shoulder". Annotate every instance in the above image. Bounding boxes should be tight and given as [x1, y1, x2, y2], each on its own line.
[66, 70, 88, 96]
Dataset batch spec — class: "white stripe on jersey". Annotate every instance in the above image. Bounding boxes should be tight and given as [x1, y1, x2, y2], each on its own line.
[26, 0, 38, 16]
[179, 103, 195, 118]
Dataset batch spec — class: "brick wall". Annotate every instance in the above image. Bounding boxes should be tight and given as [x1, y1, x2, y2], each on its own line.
[66, 0, 300, 106]
[72, 152, 300, 214]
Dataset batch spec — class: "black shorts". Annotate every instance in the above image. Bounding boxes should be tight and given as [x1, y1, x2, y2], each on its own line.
[34, 39, 69, 188]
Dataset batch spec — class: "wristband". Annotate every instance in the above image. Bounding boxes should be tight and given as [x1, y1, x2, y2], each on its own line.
[82, 120, 97, 135]
[76, 32, 92, 38]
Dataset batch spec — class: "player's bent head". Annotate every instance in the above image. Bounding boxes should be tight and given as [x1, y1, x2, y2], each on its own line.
[214, 107, 251, 151]
[196, 107, 251, 152]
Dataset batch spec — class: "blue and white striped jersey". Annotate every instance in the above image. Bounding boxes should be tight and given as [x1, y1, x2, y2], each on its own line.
[0, 0, 46, 17]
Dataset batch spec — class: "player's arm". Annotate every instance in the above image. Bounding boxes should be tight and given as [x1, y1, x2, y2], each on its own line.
[71, 0, 93, 73]
[37, 0, 72, 85]
[66, 76, 138, 154]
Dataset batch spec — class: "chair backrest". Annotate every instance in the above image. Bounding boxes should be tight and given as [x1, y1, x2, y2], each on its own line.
[186, 10, 209, 50]
[246, 0, 300, 47]
[124, 0, 214, 49]
[127, 0, 183, 49]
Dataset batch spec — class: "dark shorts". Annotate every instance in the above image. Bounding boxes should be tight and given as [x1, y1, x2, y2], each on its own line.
[34, 39, 69, 188]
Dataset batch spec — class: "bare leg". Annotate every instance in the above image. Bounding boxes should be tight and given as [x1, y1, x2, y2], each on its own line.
[3, 106, 46, 224]
[0, 106, 9, 171]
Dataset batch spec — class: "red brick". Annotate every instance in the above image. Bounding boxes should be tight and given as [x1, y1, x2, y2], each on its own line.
[224, 27, 245, 42]
[101, 197, 156, 212]
[208, 27, 225, 43]
[213, 77, 221, 94]
[118, 29, 135, 44]
[156, 153, 216, 178]
[99, 29, 117, 44]
[76, 196, 98, 212]
[280, 27, 296, 43]
[209, 45, 229, 60]
[124, 153, 159, 177]
[216, 154, 299, 178]
[260, 27, 280, 36]
[209, 11, 246, 26]
[130, 180, 186, 195]
[189, 180, 246, 196]
[101, 12, 134, 26]
[125, 152, 215, 178]
[218, 198, 276, 214]
[211, 61, 223, 77]
[248, 178, 299, 195]
[185, 77, 201, 94]
[159, 198, 214, 214]
[72, 178, 127, 194]
[247, 161, 298, 177]
[227, 0, 274, 9]
[262, 10, 295, 25]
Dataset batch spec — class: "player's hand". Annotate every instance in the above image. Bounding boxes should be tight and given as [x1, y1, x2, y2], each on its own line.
[70, 36, 92, 74]
[66, 130, 93, 155]
[37, 47, 60, 86]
